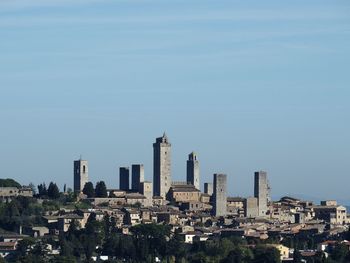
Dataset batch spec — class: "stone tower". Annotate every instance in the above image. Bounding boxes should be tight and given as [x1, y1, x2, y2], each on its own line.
[254, 171, 269, 217]
[140, 181, 153, 206]
[204, 182, 213, 196]
[213, 173, 227, 217]
[119, 167, 130, 191]
[74, 159, 88, 193]
[131, 164, 144, 192]
[187, 152, 200, 190]
[153, 133, 171, 199]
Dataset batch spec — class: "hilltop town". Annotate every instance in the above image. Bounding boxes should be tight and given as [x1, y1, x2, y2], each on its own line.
[0, 134, 349, 263]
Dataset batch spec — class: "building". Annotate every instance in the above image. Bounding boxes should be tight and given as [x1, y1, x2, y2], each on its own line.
[244, 197, 259, 218]
[313, 205, 347, 225]
[213, 173, 227, 217]
[186, 152, 200, 190]
[254, 171, 269, 217]
[167, 184, 201, 203]
[204, 183, 213, 196]
[131, 164, 144, 192]
[140, 181, 153, 206]
[153, 133, 171, 199]
[0, 187, 33, 199]
[119, 167, 130, 191]
[73, 159, 88, 193]
[58, 214, 85, 232]
[227, 197, 245, 217]
[320, 200, 337, 206]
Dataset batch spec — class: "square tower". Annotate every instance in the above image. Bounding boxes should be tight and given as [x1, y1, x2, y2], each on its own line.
[74, 159, 88, 193]
[119, 167, 130, 191]
[254, 171, 269, 217]
[213, 173, 227, 217]
[153, 133, 171, 199]
[140, 181, 153, 207]
[131, 164, 144, 192]
[186, 152, 200, 190]
[204, 182, 213, 196]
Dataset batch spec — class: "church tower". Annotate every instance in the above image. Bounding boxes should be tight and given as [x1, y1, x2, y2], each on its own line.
[74, 159, 88, 193]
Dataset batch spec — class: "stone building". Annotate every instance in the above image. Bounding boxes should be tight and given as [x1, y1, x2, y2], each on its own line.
[204, 183, 213, 196]
[119, 167, 130, 191]
[153, 133, 171, 199]
[244, 197, 259, 218]
[0, 187, 33, 199]
[186, 152, 200, 190]
[167, 184, 201, 203]
[213, 173, 227, 217]
[139, 181, 153, 207]
[73, 159, 88, 193]
[131, 164, 144, 192]
[313, 205, 347, 225]
[227, 197, 245, 217]
[254, 171, 269, 217]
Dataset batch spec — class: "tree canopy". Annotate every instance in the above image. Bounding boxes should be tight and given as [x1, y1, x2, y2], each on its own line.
[0, 178, 21, 188]
[82, 182, 95, 198]
[95, 181, 107, 198]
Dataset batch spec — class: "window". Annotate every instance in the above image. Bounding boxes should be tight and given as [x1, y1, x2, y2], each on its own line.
[83, 165, 86, 173]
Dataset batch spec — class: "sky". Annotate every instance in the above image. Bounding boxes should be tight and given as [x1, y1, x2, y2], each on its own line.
[0, 0, 349, 203]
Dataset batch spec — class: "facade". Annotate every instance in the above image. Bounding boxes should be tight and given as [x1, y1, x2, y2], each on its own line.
[119, 167, 130, 191]
[153, 133, 171, 199]
[167, 184, 201, 203]
[131, 164, 144, 192]
[139, 181, 153, 206]
[186, 152, 200, 190]
[227, 197, 245, 217]
[254, 171, 269, 217]
[204, 183, 213, 196]
[73, 159, 88, 193]
[213, 174, 227, 217]
[244, 197, 259, 218]
[0, 187, 33, 198]
[313, 205, 347, 225]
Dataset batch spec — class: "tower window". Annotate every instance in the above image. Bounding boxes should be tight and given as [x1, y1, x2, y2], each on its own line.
[83, 165, 86, 173]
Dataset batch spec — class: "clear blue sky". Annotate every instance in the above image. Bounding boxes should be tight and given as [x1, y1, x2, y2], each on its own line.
[0, 0, 349, 203]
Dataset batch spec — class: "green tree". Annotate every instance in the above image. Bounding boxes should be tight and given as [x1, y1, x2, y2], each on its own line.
[331, 243, 348, 262]
[95, 181, 107, 198]
[47, 182, 60, 199]
[37, 183, 48, 197]
[293, 249, 302, 263]
[16, 237, 35, 257]
[222, 246, 253, 263]
[253, 246, 281, 263]
[83, 182, 95, 198]
[0, 178, 21, 187]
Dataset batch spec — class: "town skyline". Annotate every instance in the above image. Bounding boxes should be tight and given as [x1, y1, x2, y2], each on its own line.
[3, 132, 348, 206]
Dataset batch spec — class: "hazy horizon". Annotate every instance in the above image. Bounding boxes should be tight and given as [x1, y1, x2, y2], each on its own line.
[0, 0, 349, 203]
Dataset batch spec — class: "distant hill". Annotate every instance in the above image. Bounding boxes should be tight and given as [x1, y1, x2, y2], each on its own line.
[0, 178, 21, 188]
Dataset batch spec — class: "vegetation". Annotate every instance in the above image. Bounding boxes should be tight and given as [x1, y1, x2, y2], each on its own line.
[82, 182, 95, 198]
[95, 181, 107, 198]
[0, 178, 21, 188]
[47, 182, 60, 199]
